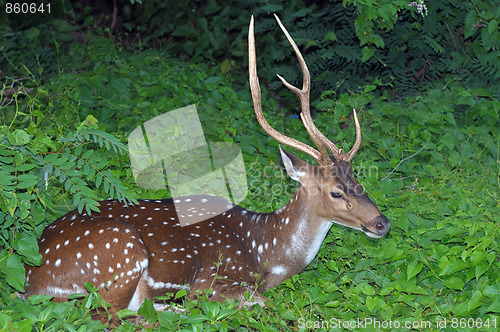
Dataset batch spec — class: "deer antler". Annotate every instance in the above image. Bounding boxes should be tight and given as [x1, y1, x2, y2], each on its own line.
[343, 109, 362, 161]
[249, 15, 362, 165]
[249, 16, 323, 163]
[310, 107, 361, 162]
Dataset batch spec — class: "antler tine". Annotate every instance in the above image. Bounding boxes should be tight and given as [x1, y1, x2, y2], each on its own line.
[274, 14, 363, 163]
[310, 108, 362, 162]
[273, 14, 331, 166]
[344, 109, 362, 161]
[249, 15, 322, 162]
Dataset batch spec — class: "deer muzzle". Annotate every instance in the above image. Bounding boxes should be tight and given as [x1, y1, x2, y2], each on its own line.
[362, 214, 391, 238]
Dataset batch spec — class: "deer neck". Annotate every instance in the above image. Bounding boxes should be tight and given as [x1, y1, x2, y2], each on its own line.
[234, 186, 332, 289]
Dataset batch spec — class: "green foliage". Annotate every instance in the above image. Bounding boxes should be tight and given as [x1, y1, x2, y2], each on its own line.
[0, 98, 139, 291]
[0, 291, 107, 330]
[110, 0, 500, 97]
[3, 0, 499, 100]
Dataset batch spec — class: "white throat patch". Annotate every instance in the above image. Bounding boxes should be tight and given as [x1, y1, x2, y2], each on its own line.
[304, 220, 333, 265]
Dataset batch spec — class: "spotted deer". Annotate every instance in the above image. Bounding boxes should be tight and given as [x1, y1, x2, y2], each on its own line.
[22, 15, 390, 311]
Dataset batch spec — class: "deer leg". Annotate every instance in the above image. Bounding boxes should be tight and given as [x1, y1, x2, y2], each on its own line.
[188, 264, 266, 306]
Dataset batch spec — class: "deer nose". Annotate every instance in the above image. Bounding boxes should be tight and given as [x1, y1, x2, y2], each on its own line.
[374, 214, 390, 236]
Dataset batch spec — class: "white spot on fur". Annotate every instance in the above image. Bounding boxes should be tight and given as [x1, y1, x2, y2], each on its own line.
[271, 265, 287, 275]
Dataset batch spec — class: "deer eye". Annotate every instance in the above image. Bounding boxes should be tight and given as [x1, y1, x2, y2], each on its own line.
[330, 192, 343, 199]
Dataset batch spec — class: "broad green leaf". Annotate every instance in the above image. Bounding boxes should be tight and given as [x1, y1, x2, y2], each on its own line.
[0, 312, 12, 328]
[8, 129, 31, 145]
[157, 310, 180, 327]
[395, 213, 409, 232]
[407, 261, 423, 281]
[172, 24, 192, 37]
[467, 290, 484, 312]
[44, 153, 60, 164]
[364, 84, 376, 93]
[439, 258, 468, 276]
[81, 150, 93, 159]
[486, 299, 500, 313]
[488, 19, 498, 35]
[326, 260, 339, 272]
[1, 191, 17, 216]
[68, 293, 86, 300]
[186, 314, 209, 324]
[361, 47, 375, 63]
[64, 178, 72, 190]
[103, 176, 109, 192]
[406, 285, 428, 295]
[82, 293, 94, 309]
[138, 298, 157, 323]
[440, 132, 456, 150]
[12, 319, 33, 331]
[201, 300, 220, 318]
[16, 164, 36, 172]
[174, 288, 187, 300]
[325, 300, 340, 307]
[377, 240, 397, 260]
[74, 144, 83, 156]
[59, 161, 74, 170]
[443, 276, 465, 290]
[13, 232, 42, 265]
[84, 282, 95, 292]
[358, 282, 375, 296]
[3, 253, 25, 291]
[77, 198, 85, 214]
[204, 76, 222, 85]
[28, 294, 54, 304]
[220, 58, 232, 74]
[366, 296, 378, 312]
[475, 262, 490, 280]
[369, 33, 385, 48]
[116, 309, 137, 319]
[79, 115, 99, 128]
[464, 11, 479, 38]
[470, 250, 486, 266]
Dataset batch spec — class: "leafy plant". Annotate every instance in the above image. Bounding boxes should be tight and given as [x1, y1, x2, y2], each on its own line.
[108, 0, 500, 98]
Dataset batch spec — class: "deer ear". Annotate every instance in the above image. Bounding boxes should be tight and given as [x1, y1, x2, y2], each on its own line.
[279, 146, 309, 184]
